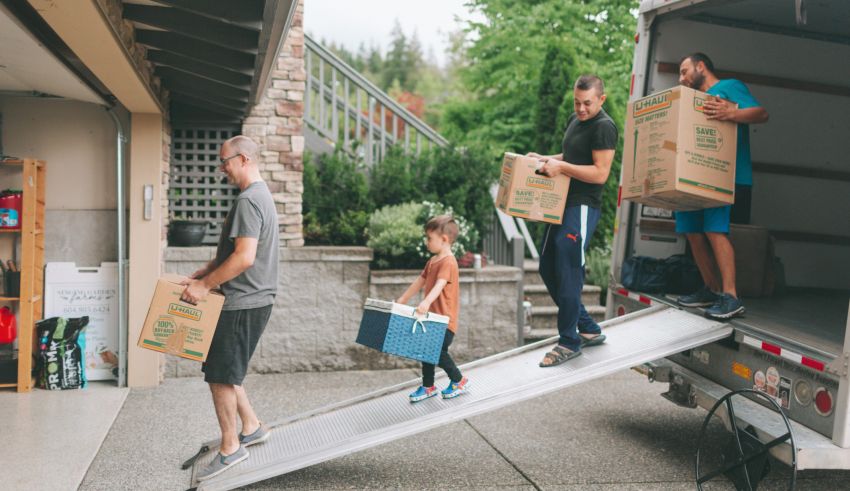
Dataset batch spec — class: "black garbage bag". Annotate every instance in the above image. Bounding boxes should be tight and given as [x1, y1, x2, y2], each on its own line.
[36, 316, 89, 390]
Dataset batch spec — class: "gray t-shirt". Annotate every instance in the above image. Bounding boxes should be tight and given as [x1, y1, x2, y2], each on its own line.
[214, 181, 279, 310]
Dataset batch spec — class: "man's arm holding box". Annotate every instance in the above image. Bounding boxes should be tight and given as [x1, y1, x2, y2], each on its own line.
[180, 237, 258, 304]
[189, 260, 216, 281]
[536, 148, 615, 185]
[704, 98, 768, 124]
[705, 80, 768, 124]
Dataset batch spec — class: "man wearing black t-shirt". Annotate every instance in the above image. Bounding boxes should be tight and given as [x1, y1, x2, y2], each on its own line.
[529, 75, 618, 367]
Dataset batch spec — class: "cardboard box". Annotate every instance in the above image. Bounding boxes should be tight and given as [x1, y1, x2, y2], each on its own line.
[730, 224, 775, 297]
[621, 86, 737, 210]
[137, 275, 224, 362]
[495, 152, 570, 224]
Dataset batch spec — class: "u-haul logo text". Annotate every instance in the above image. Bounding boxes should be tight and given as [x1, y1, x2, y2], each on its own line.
[526, 176, 554, 190]
[168, 303, 202, 321]
[633, 91, 672, 117]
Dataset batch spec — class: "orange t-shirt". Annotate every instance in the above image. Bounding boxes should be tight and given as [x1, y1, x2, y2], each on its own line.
[420, 255, 460, 333]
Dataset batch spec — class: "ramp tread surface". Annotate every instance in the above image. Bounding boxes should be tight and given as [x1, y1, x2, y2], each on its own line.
[192, 307, 731, 490]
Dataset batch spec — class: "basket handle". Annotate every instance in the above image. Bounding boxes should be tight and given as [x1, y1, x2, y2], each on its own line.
[412, 318, 427, 334]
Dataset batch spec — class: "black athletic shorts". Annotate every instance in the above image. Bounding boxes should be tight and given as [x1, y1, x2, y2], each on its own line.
[202, 305, 272, 385]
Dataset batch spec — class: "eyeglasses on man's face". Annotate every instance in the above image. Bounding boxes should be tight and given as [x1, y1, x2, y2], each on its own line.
[219, 153, 243, 165]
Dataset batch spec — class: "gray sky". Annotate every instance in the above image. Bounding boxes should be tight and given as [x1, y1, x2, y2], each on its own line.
[303, 0, 481, 67]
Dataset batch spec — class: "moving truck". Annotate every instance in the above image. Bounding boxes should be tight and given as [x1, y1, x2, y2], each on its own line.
[608, 0, 850, 480]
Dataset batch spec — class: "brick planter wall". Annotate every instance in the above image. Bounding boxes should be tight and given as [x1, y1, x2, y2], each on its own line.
[162, 247, 522, 376]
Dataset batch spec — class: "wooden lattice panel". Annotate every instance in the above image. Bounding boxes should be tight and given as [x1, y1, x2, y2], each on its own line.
[169, 127, 241, 244]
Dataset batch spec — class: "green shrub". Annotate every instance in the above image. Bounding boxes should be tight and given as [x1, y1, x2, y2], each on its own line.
[369, 145, 499, 249]
[367, 202, 425, 269]
[368, 146, 427, 208]
[367, 201, 480, 270]
[303, 143, 498, 251]
[302, 149, 373, 245]
[419, 145, 500, 248]
[303, 209, 370, 246]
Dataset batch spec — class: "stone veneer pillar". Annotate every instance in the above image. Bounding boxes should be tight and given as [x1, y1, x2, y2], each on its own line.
[241, 0, 306, 247]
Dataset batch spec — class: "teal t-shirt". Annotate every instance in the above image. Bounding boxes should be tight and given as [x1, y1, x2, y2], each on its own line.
[706, 79, 761, 186]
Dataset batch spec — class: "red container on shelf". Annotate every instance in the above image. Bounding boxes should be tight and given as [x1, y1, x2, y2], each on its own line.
[0, 190, 22, 229]
[0, 306, 16, 344]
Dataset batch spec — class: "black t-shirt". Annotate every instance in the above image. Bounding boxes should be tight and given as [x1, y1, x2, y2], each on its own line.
[561, 108, 618, 208]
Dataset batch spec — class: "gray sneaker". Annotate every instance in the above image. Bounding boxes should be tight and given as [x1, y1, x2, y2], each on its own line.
[239, 424, 270, 447]
[196, 446, 249, 482]
[705, 293, 745, 319]
[677, 287, 720, 307]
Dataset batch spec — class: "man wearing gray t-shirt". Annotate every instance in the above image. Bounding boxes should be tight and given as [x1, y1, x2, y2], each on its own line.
[180, 135, 279, 480]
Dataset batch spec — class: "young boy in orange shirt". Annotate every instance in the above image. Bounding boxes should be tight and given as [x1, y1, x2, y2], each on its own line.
[396, 215, 469, 402]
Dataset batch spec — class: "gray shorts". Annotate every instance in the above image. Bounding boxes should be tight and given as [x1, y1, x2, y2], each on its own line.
[202, 305, 272, 385]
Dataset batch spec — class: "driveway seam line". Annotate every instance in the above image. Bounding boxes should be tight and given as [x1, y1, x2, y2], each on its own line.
[464, 419, 542, 491]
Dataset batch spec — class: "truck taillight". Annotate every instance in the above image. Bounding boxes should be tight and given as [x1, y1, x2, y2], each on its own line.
[793, 380, 812, 407]
[814, 387, 833, 416]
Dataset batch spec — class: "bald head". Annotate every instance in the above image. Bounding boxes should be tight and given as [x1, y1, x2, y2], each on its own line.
[219, 135, 263, 190]
[223, 135, 259, 163]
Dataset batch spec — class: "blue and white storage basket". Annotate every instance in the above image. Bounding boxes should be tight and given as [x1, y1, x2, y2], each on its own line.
[356, 298, 449, 364]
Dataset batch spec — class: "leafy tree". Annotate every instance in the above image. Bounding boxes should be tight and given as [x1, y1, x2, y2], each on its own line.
[381, 20, 423, 92]
[534, 45, 575, 155]
[439, 0, 638, 249]
[365, 43, 383, 81]
[323, 22, 449, 125]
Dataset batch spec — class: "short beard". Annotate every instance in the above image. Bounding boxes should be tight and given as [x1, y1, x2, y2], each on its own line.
[690, 71, 706, 90]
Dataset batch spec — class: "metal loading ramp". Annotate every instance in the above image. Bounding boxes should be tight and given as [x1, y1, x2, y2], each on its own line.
[188, 305, 732, 490]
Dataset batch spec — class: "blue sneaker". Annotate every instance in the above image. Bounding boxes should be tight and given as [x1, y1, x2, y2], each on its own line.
[441, 377, 469, 399]
[409, 385, 439, 403]
[705, 293, 745, 319]
[677, 287, 720, 307]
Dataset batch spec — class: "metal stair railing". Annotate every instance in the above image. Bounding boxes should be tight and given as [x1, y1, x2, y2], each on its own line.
[304, 34, 448, 165]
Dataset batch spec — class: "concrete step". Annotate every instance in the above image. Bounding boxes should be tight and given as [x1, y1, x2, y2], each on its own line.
[523, 259, 542, 285]
[524, 284, 601, 308]
[530, 305, 606, 331]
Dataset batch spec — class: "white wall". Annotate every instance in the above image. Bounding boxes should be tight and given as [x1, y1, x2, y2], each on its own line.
[0, 96, 119, 265]
[643, 18, 850, 289]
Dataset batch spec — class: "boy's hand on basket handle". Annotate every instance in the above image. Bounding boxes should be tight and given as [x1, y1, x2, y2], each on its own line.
[416, 300, 431, 317]
[417, 278, 447, 317]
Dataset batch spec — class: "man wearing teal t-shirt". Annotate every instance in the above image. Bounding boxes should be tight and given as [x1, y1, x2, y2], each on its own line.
[675, 53, 769, 319]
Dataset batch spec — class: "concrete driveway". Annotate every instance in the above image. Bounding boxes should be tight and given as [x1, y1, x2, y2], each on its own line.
[80, 369, 850, 490]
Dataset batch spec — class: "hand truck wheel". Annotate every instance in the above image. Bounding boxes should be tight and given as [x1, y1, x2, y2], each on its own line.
[695, 388, 796, 491]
